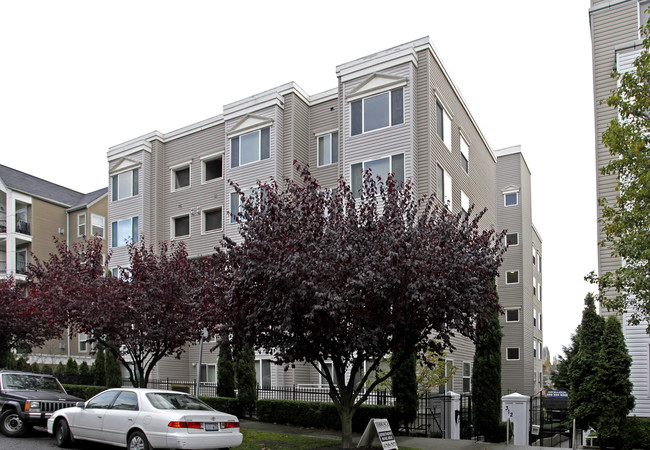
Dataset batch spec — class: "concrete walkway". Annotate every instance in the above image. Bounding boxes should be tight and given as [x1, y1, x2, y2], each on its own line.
[239, 419, 565, 449]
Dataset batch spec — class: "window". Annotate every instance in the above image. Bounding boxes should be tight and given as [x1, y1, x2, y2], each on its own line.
[533, 276, 537, 297]
[200, 364, 216, 383]
[460, 134, 469, 173]
[533, 309, 538, 328]
[506, 233, 519, 247]
[532, 246, 536, 265]
[436, 100, 452, 150]
[506, 347, 520, 361]
[640, 0, 650, 32]
[436, 164, 452, 208]
[111, 265, 131, 280]
[173, 215, 190, 238]
[202, 155, 223, 183]
[111, 217, 139, 247]
[506, 309, 519, 322]
[230, 188, 254, 223]
[533, 340, 538, 358]
[77, 213, 86, 237]
[438, 360, 454, 393]
[461, 190, 469, 213]
[78, 332, 88, 352]
[86, 390, 119, 409]
[91, 214, 105, 238]
[172, 165, 190, 191]
[111, 169, 139, 201]
[318, 132, 339, 166]
[351, 153, 404, 198]
[538, 254, 542, 273]
[203, 207, 223, 233]
[506, 270, 519, 284]
[255, 359, 271, 389]
[231, 127, 270, 168]
[538, 313, 542, 331]
[462, 362, 471, 393]
[16, 250, 27, 273]
[112, 391, 138, 411]
[504, 192, 518, 206]
[351, 87, 403, 135]
[320, 362, 337, 388]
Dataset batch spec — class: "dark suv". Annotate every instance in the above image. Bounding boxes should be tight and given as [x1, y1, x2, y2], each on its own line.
[0, 370, 82, 437]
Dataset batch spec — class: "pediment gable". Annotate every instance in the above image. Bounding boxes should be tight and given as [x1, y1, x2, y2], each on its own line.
[503, 184, 520, 193]
[228, 114, 274, 138]
[110, 157, 141, 174]
[347, 73, 408, 102]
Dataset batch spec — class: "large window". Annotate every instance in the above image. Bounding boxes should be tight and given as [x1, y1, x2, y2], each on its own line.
[351, 88, 403, 136]
[436, 164, 452, 208]
[350, 153, 404, 198]
[506, 233, 519, 247]
[200, 364, 216, 383]
[173, 215, 190, 238]
[202, 154, 223, 183]
[504, 191, 518, 206]
[231, 127, 270, 168]
[318, 132, 339, 167]
[77, 213, 86, 237]
[506, 308, 520, 322]
[506, 347, 520, 361]
[111, 217, 139, 247]
[436, 100, 452, 149]
[203, 207, 223, 233]
[111, 169, 139, 201]
[91, 214, 105, 238]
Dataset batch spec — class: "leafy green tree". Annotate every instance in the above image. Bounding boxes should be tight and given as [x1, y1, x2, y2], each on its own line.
[54, 362, 66, 378]
[593, 316, 634, 447]
[217, 337, 236, 398]
[65, 357, 79, 375]
[93, 346, 106, 386]
[415, 350, 454, 395]
[552, 328, 579, 390]
[569, 294, 606, 430]
[79, 361, 90, 376]
[40, 364, 53, 374]
[234, 343, 257, 417]
[390, 349, 418, 434]
[471, 307, 502, 442]
[105, 349, 123, 388]
[587, 19, 650, 327]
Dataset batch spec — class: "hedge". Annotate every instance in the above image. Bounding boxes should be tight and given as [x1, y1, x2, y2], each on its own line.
[256, 399, 398, 432]
[621, 417, 650, 450]
[199, 396, 243, 417]
[62, 384, 107, 400]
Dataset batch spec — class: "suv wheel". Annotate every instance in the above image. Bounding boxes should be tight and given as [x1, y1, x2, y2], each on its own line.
[0, 409, 28, 437]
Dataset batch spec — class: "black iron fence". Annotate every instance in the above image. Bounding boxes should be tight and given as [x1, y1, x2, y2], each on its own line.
[132, 379, 471, 439]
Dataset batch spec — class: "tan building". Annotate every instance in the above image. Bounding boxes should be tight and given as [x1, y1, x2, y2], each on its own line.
[0, 164, 107, 367]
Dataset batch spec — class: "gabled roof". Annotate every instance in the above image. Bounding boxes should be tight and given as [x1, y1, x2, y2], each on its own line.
[0, 164, 107, 209]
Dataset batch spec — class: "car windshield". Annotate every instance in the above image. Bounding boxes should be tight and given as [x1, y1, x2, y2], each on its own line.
[146, 393, 213, 411]
[1, 374, 65, 393]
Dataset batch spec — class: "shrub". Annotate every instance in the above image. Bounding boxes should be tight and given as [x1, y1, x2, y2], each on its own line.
[256, 399, 398, 433]
[199, 397, 242, 417]
[63, 384, 107, 400]
[621, 417, 650, 450]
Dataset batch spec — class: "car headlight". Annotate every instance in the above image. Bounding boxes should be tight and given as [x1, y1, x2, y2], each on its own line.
[25, 401, 40, 412]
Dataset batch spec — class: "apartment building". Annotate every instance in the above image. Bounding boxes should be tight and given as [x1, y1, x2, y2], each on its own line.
[589, 0, 650, 416]
[107, 37, 538, 394]
[0, 164, 108, 366]
[495, 147, 543, 397]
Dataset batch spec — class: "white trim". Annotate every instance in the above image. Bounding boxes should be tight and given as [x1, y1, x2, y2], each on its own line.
[505, 308, 520, 323]
[170, 162, 192, 192]
[90, 213, 105, 239]
[506, 347, 521, 361]
[505, 270, 519, 285]
[314, 127, 339, 138]
[506, 232, 520, 247]
[77, 212, 86, 237]
[504, 191, 519, 207]
[228, 114, 275, 138]
[201, 153, 224, 184]
[346, 73, 408, 102]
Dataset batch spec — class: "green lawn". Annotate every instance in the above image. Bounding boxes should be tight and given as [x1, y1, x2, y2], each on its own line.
[239, 428, 339, 449]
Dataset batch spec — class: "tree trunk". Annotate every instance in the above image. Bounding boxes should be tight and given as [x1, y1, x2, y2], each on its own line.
[339, 407, 354, 449]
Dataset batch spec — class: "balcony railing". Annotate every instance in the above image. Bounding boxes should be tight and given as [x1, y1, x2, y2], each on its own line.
[16, 259, 27, 274]
[16, 220, 31, 236]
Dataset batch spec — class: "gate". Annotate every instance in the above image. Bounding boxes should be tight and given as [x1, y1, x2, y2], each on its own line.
[530, 390, 571, 447]
[459, 393, 473, 439]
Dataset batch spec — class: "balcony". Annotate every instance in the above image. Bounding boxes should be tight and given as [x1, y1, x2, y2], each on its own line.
[16, 220, 31, 236]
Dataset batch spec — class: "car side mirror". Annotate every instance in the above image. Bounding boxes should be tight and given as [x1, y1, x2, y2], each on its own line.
[76, 402, 85, 408]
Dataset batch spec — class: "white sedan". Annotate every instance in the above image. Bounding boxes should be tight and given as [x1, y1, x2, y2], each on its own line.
[46, 388, 243, 449]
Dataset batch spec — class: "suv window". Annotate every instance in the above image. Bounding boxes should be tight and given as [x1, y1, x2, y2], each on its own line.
[1, 373, 65, 393]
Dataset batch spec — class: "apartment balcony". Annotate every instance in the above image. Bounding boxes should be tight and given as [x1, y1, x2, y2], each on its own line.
[16, 220, 31, 236]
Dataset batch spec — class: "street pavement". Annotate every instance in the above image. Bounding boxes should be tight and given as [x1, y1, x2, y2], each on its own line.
[239, 419, 564, 449]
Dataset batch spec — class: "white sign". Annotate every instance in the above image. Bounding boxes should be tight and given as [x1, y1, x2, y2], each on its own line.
[357, 418, 398, 449]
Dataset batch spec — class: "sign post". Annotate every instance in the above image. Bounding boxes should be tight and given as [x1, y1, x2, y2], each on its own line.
[357, 418, 398, 449]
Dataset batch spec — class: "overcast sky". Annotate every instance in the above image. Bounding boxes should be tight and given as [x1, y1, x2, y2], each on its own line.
[1, 0, 596, 358]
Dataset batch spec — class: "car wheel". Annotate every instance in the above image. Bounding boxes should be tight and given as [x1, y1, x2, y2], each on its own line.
[128, 430, 151, 450]
[0, 409, 28, 437]
[54, 419, 72, 448]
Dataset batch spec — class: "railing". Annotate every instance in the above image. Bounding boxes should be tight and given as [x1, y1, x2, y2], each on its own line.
[16, 220, 31, 235]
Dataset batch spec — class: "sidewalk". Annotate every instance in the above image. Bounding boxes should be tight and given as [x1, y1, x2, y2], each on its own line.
[239, 419, 562, 449]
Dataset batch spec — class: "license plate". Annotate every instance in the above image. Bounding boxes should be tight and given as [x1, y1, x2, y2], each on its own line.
[205, 423, 219, 431]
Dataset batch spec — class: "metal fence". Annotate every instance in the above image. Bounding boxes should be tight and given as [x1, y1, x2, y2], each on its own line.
[133, 379, 470, 439]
